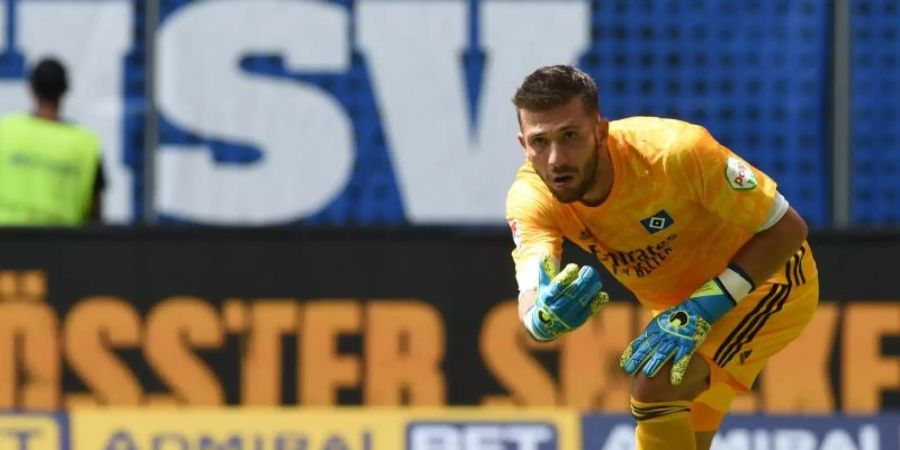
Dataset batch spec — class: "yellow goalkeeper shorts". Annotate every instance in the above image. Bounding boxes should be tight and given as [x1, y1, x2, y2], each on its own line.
[690, 242, 819, 430]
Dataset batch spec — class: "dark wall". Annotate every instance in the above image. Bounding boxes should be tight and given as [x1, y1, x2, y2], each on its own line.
[0, 228, 896, 411]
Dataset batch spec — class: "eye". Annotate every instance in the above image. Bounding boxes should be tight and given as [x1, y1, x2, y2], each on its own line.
[530, 136, 548, 149]
[563, 130, 577, 140]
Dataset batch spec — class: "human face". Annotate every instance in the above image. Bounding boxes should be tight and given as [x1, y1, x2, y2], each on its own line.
[517, 97, 603, 203]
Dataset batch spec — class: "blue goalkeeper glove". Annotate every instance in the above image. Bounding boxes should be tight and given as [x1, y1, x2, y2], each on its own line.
[523, 254, 609, 341]
[620, 273, 749, 385]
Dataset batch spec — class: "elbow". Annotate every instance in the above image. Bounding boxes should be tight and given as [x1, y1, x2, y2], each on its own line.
[784, 207, 808, 248]
[797, 216, 808, 244]
[766, 207, 808, 251]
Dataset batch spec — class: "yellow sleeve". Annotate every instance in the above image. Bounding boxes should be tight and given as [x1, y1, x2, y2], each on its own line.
[505, 178, 562, 292]
[677, 126, 778, 232]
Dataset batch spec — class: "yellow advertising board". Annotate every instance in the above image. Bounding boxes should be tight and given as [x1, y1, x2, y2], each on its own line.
[71, 408, 581, 450]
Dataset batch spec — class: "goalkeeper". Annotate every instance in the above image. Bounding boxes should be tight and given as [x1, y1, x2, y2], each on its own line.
[505, 65, 817, 450]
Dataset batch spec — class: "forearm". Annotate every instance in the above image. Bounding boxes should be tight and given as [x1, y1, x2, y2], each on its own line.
[729, 207, 808, 285]
[520, 285, 555, 342]
[684, 207, 808, 323]
[518, 289, 537, 321]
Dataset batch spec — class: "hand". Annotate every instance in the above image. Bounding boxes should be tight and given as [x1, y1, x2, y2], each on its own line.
[524, 254, 609, 341]
[619, 279, 734, 385]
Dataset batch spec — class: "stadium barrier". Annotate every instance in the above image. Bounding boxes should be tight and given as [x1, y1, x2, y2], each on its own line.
[582, 414, 900, 450]
[0, 228, 896, 414]
[1, 409, 580, 450]
[0, 409, 898, 450]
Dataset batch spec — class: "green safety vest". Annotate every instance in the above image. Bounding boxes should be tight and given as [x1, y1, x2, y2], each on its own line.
[0, 113, 100, 225]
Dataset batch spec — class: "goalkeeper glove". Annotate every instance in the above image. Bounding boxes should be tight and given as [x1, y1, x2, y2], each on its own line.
[523, 254, 609, 341]
[620, 265, 755, 385]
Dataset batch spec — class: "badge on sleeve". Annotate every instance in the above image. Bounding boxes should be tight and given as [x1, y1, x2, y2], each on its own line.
[725, 157, 758, 190]
[509, 220, 522, 248]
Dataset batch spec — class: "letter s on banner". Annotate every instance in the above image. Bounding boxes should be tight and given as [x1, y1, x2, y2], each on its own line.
[155, 1, 353, 224]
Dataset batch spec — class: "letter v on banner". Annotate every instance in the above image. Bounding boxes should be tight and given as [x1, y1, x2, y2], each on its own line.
[358, 0, 589, 224]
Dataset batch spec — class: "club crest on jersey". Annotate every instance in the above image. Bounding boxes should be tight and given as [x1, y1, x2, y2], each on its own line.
[726, 157, 758, 190]
[640, 210, 674, 234]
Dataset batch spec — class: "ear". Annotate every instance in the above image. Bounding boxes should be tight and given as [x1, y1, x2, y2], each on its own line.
[517, 132, 527, 151]
[597, 115, 609, 133]
[595, 116, 610, 144]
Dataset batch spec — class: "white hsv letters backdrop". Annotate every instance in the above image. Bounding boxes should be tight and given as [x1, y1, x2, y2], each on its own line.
[0, 0, 588, 225]
[0, 0, 832, 227]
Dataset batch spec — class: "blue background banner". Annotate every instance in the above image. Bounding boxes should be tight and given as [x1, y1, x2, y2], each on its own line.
[0, 411, 69, 450]
[582, 413, 900, 450]
[0, 0, 895, 228]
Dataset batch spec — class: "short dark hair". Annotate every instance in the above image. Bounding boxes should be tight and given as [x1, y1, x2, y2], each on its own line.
[29, 58, 68, 103]
[512, 65, 599, 117]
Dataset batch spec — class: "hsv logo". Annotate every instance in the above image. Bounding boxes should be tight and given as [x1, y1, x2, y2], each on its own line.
[639, 210, 675, 234]
[726, 157, 758, 190]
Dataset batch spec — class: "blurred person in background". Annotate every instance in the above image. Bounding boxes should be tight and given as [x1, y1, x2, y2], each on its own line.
[0, 57, 104, 225]
[506, 65, 817, 450]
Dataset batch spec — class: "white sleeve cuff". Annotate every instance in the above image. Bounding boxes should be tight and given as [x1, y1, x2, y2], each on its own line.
[516, 255, 558, 292]
[717, 266, 755, 304]
[757, 191, 789, 232]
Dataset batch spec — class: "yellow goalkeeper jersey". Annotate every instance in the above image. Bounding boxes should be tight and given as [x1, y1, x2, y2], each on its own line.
[506, 116, 803, 311]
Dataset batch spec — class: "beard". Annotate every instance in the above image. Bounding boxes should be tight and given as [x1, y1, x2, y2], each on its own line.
[545, 149, 599, 203]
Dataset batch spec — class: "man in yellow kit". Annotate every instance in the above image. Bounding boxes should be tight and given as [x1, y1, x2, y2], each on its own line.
[505, 65, 818, 449]
[0, 58, 104, 225]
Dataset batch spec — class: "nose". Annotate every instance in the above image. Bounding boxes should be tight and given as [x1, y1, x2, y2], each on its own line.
[547, 143, 568, 167]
